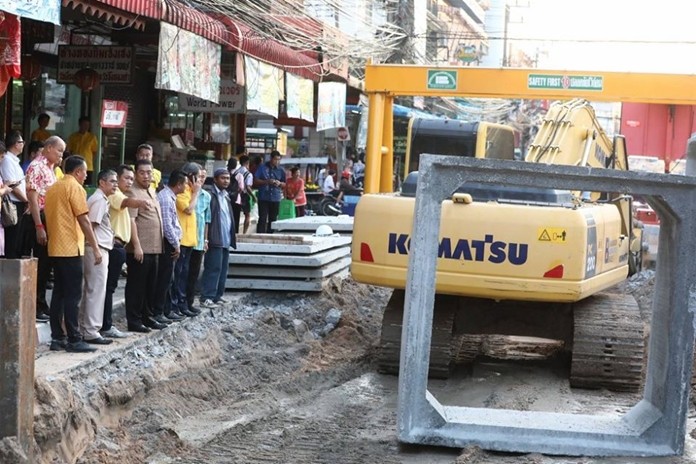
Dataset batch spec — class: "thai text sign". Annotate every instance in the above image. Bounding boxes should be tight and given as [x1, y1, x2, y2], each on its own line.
[528, 74, 604, 91]
[101, 100, 128, 128]
[178, 80, 245, 113]
[58, 46, 134, 84]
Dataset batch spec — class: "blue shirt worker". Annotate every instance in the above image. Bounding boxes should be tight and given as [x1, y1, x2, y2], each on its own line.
[253, 150, 286, 233]
[151, 170, 186, 326]
[186, 168, 211, 313]
[200, 168, 236, 310]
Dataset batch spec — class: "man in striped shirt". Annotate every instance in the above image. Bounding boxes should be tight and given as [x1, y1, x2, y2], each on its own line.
[152, 170, 186, 325]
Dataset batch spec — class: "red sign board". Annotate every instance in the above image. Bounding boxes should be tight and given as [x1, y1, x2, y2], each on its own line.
[101, 100, 129, 128]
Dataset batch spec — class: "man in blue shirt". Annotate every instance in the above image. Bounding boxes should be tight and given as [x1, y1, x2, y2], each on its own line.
[152, 170, 186, 327]
[200, 168, 236, 309]
[253, 150, 286, 233]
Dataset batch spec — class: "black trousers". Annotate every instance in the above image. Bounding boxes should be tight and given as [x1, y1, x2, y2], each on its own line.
[231, 202, 242, 234]
[4, 201, 27, 259]
[103, 243, 126, 331]
[153, 241, 176, 316]
[50, 256, 84, 343]
[257, 200, 279, 234]
[125, 253, 157, 327]
[18, 213, 50, 314]
[186, 249, 204, 309]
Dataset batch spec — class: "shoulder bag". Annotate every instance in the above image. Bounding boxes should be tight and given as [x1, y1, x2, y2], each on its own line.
[1, 194, 18, 227]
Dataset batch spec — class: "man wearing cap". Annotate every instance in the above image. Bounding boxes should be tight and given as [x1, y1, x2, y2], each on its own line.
[199, 168, 236, 309]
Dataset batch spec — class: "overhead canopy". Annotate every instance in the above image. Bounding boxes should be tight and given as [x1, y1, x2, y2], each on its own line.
[62, 0, 324, 81]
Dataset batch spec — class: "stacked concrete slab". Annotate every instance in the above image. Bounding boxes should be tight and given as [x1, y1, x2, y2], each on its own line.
[271, 215, 354, 235]
[227, 234, 351, 292]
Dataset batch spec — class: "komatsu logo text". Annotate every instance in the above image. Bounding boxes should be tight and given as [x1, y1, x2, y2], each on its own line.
[388, 233, 528, 265]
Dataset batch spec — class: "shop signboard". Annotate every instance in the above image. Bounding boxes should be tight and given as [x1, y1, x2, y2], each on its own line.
[316, 82, 346, 131]
[156, 22, 221, 103]
[245, 56, 283, 118]
[57, 46, 134, 84]
[101, 100, 128, 128]
[5, 0, 61, 25]
[178, 80, 245, 113]
[286, 73, 314, 123]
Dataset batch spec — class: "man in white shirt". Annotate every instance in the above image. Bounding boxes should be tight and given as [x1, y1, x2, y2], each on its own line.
[80, 169, 118, 345]
[322, 169, 336, 194]
[0, 131, 29, 258]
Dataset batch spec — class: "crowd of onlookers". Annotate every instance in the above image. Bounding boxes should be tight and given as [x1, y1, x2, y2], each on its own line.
[0, 128, 258, 353]
[0, 118, 363, 353]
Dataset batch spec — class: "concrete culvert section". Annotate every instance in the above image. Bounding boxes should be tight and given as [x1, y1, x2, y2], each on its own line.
[7, 273, 696, 463]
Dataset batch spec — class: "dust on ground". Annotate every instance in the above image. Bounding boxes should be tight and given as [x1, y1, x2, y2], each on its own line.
[9, 270, 696, 464]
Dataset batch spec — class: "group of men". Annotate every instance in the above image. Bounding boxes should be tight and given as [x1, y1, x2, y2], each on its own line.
[0, 131, 238, 353]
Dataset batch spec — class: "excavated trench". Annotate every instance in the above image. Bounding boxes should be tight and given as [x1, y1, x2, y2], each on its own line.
[7, 272, 696, 464]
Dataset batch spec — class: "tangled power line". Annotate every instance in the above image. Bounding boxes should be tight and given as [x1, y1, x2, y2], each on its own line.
[189, 0, 409, 79]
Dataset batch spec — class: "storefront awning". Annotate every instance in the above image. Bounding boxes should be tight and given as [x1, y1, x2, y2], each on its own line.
[215, 15, 323, 82]
[63, 0, 324, 81]
[97, 0, 161, 18]
[162, 0, 228, 44]
[62, 0, 148, 30]
[64, 0, 227, 42]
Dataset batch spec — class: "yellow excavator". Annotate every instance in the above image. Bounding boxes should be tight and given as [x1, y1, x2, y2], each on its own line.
[350, 65, 668, 391]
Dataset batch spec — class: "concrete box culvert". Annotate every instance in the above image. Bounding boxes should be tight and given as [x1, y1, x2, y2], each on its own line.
[398, 154, 696, 457]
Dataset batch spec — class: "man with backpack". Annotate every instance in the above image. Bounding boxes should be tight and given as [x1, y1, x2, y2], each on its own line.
[227, 157, 249, 235]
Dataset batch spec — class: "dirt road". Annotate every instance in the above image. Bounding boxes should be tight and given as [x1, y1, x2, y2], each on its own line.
[15, 271, 696, 463]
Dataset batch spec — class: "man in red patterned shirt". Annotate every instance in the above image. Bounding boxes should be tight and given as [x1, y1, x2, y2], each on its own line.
[25, 135, 65, 321]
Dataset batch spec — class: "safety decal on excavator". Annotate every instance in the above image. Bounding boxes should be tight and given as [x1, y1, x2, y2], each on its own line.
[527, 74, 604, 91]
[585, 215, 597, 278]
[537, 228, 567, 243]
[387, 233, 528, 265]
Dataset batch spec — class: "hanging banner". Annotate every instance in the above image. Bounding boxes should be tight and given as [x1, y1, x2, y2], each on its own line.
[316, 82, 346, 131]
[178, 80, 245, 113]
[286, 73, 314, 123]
[57, 46, 134, 84]
[156, 22, 221, 103]
[2, 0, 61, 25]
[101, 100, 129, 128]
[0, 13, 20, 74]
[245, 56, 283, 118]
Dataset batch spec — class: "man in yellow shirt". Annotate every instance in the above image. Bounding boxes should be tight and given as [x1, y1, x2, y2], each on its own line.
[31, 113, 51, 142]
[169, 162, 202, 318]
[102, 164, 153, 338]
[66, 116, 98, 182]
[44, 155, 102, 353]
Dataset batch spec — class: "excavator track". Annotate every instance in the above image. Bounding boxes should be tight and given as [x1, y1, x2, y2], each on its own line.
[378, 290, 455, 379]
[570, 292, 646, 392]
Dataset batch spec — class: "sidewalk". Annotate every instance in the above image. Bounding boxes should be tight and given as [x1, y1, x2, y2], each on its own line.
[38, 275, 127, 348]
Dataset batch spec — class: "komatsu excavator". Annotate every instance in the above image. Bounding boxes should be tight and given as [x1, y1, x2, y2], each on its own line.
[351, 65, 655, 391]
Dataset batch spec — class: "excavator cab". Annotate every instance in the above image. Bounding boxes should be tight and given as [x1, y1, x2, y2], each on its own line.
[405, 119, 515, 176]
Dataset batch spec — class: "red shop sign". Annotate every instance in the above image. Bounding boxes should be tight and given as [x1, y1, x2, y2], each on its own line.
[101, 100, 128, 128]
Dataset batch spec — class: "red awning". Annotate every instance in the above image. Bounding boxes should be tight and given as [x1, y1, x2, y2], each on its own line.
[62, 0, 148, 30]
[97, 0, 161, 18]
[62, 0, 324, 81]
[215, 15, 323, 82]
[161, 0, 229, 45]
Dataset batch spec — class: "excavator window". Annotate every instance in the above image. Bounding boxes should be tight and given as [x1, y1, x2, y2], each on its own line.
[405, 119, 517, 175]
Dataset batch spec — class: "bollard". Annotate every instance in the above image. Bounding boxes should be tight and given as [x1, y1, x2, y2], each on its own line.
[0, 259, 37, 463]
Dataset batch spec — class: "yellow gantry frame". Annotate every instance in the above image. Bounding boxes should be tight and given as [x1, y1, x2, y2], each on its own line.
[364, 63, 696, 193]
